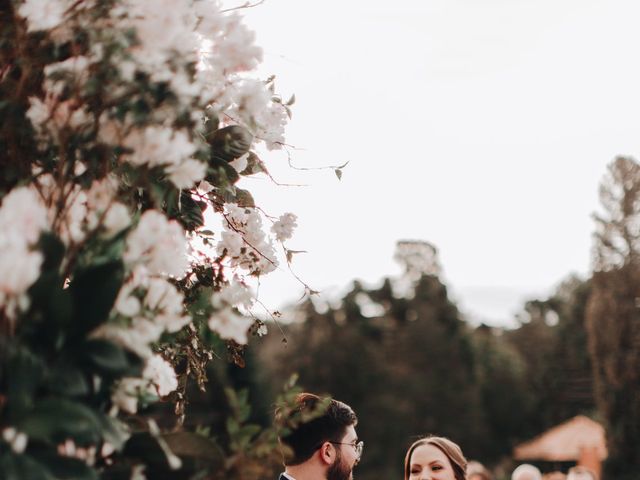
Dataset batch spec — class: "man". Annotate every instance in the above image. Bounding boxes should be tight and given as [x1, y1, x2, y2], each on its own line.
[512, 464, 542, 480]
[278, 393, 362, 480]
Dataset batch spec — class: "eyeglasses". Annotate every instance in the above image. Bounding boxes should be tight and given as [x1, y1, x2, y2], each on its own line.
[328, 440, 364, 458]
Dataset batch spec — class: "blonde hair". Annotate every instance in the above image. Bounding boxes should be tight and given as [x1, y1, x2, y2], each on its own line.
[404, 436, 467, 480]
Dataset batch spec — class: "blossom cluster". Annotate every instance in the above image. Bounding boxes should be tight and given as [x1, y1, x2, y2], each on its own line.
[0, 188, 47, 319]
[1, 0, 304, 437]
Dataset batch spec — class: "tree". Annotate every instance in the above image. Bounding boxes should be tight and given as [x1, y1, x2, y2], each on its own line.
[258, 243, 531, 479]
[0, 1, 306, 478]
[503, 276, 596, 436]
[586, 156, 640, 479]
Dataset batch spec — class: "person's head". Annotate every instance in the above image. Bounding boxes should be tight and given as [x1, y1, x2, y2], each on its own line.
[404, 436, 467, 480]
[467, 460, 492, 480]
[278, 393, 360, 480]
[566, 466, 596, 480]
[512, 464, 542, 480]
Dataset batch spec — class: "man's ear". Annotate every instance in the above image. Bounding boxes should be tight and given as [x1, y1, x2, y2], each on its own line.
[318, 442, 335, 465]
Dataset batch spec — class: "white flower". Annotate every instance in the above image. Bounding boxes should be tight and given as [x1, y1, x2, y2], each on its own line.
[118, 0, 199, 80]
[103, 203, 131, 237]
[255, 102, 288, 150]
[123, 127, 197, 170]
[271, 213, 297, 242]
[216, 279, 254, 309]
[143, 355, 178, 397]
[44, 56, 90, 97]
[86, 177, 119, 212]
[112, 378, 149, 414]
[18, 0, 68, 32]
[131, 465, 147, 480]
[116, 295, 141, 318]
[232, 79, 271, 123]
[26, 97, 50, 132]
[217, 231, 244, 257]
[226, 204, 249, 226]
[0, 187, 48, 244]
[0, 187, 48, 311]
[256, 323, 268, 337]
[0, 243, 43, 301]
[216, 205, 278, 274]
[207, 308, 253, 345]
[91, 319, 162, 359]
[144, 278, 190, 333]
[202, 12, 263, 73]
[119, 60, 137, 82]
[2, 427, 28, 454]
[125, 210, 189, 278]
[61, 188, 88, 244]
[165, 158, 207, 189]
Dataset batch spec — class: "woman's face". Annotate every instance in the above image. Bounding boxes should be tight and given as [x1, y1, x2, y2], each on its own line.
[408, 443, 457, 480]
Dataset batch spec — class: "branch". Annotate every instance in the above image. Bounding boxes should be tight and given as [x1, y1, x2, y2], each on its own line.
[220, 0, 266, 14]
[279, 142, 349, 172]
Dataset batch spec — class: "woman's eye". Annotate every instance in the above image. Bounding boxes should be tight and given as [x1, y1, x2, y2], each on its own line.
[432, 466, 442, 471]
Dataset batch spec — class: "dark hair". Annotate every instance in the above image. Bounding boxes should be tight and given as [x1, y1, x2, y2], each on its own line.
[404, 436, 467, 480]
[279, 393, 357, 466]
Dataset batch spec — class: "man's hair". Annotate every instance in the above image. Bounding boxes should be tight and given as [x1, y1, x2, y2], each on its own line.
[278, 393, 357, 466]
[404, 436, 467, 480]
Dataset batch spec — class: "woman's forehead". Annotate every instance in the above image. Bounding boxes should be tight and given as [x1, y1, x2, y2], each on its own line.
[411, 443, 449, 464]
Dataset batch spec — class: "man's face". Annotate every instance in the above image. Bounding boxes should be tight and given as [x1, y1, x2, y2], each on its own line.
[327, 425, 360, 480]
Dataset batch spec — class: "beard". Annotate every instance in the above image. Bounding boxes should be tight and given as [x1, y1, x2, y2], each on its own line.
[327, 450, 353, 480]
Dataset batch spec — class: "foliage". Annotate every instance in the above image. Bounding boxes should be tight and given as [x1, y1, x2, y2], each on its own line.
[503, 276, 596, 434]
[586, 156, 640, 479]
[0, 1, 303, 478]
[256, 244, 544, 479]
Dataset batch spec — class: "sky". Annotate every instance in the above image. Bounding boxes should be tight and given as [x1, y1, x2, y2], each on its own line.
[232, 0, 640, 327]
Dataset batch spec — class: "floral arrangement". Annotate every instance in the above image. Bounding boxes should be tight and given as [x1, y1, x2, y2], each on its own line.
[0, 1, 304, 478]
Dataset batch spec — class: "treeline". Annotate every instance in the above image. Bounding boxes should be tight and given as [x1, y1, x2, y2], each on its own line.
[252, 267, 595, 480]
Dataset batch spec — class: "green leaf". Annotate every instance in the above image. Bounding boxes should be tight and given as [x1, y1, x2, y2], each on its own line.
[168, 191, 204, 231]
[69, 260, 124, 337]
[162, 432, 224, 462]
[226, 418, 240, 436]
[285, 249, 308, 264]
[207, 157, 239, 186]
[47, 363, 89, 397]
[5, 346, 44, 417]
[30, 452, 98, 480]
[19, 399, 103, 446]
[0, 453, 52, 480]
[240, 152, 266, 176]
[203, 109, 220, 139]
[37, 233, 66, 273]
[82, 339, 143, 378]
[208, 125, 253, 162]
[95, 414, 130, 452]
[232, 188, 255, 208]
[27, 270, 73, 341]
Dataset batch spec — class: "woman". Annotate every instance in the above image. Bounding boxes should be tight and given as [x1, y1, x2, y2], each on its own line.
[404, 436, 467, 480]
